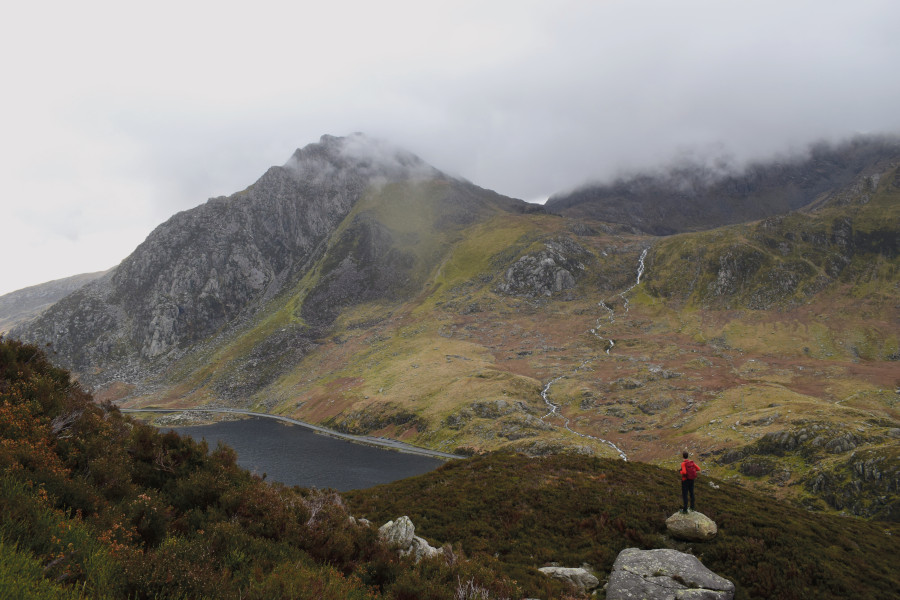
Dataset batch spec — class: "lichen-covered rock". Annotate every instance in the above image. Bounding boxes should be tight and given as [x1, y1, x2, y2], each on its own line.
[607, 548, 734, 600]
[408, 536, 443, 561]
[665, 511, 718, 541]
[378, 516, 444, 562]
[537, 566, 599, 593]
[378, 516, 416, 549]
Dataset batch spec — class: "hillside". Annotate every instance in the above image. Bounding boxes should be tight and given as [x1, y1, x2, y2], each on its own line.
[13, 134, 537, 386]
[12, 134, 900, 521]
[544, 136, 900, 234]
[0, 337, 518, 599]
[2, 338, 898, 599]
[0, 270, 108, 334]
[347, 452, 900, 599]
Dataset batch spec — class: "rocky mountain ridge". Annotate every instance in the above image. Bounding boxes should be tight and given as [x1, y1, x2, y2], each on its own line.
[13, 134, 533, 387]
[0, 270, 108, 334]
[545, 135, 900, 234]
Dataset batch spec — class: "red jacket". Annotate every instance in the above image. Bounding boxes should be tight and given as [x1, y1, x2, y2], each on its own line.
[680, 460, 700, 481]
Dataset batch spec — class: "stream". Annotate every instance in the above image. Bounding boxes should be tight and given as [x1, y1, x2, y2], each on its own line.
[538, 247, 650, 461]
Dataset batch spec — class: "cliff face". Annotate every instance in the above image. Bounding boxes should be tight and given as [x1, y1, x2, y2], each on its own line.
[14, 134, 524, 383]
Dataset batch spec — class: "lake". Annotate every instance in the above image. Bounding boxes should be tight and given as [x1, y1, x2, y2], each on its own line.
[170, 417, 444, 491]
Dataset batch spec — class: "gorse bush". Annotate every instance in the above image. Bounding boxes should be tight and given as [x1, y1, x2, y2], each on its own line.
[0, 338, 518, 599]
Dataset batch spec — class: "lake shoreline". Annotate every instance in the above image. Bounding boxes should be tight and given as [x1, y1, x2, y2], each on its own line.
[121, 407, 463, 460]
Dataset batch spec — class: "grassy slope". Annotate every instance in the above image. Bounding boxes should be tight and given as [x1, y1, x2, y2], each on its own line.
[7, 338, 897, 600]
[346, 452, 900, 600]
[122, 168, 899, 519]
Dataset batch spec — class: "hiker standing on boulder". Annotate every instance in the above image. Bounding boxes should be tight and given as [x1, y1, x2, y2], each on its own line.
[680, 451, 700, 513]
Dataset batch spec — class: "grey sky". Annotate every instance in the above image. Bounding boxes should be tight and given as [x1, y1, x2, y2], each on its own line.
[1, 0, 898, 296]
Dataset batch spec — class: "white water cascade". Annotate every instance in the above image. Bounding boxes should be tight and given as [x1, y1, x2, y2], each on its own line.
[589, 247, 648, 353]
[537, 247, 651, 462]
[619, 248, 648, 314]
[540, 373, 629, 461]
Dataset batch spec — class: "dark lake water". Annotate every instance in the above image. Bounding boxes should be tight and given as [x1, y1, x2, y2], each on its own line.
[170, 417, 443, 491]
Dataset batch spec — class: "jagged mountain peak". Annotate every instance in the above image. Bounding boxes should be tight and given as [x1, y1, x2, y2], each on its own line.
[283, 133, 440, 184]
[12, 133, 527, 385]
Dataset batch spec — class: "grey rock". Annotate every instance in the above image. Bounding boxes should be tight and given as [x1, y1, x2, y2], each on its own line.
[537, 566, 599, 593]
[607, 548, 734, 600]
[378, 516, 444, 562]
[378, 516, 415, 549]
[496, 237, 589, 298]
[408, 535, 443, 561]
[665, 511, 718, 541]
[0, 270, 108, 334]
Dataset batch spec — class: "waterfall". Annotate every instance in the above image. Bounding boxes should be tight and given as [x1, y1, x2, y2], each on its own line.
[539, 246, 651, 460]
[539, 368, 628, 461]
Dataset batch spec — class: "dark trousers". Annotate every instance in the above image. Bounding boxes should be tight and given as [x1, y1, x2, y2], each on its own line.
[681, 478, 695, 510]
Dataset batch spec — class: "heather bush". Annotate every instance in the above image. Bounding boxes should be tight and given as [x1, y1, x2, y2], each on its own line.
[0, 339, 523, 598]
[3, 337, 897, 599]
[347, 451, 900, 599]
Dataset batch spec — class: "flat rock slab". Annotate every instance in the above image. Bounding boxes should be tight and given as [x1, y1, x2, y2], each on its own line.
[607, 548, 735, 600]
[666, 511, 718, 541]
[537, 566, 599, 592]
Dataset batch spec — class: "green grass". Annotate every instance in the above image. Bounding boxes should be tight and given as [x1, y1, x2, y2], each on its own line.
[0, 539, 93, 600]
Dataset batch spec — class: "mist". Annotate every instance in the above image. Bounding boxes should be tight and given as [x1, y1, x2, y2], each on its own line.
[1, 0, 898, 296]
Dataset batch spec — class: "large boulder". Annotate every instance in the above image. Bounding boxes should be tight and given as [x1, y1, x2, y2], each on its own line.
[537, 566, 600, 593]
[378, 516, 444, 562]
[378, 515, 415, 548]
[607, 548, 735, 600]
[665, 510, 718, 541]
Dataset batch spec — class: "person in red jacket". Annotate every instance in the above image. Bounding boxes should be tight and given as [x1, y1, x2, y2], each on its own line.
[680, 451, 700, 514]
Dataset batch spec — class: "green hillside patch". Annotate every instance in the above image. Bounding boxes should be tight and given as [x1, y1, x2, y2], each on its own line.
[346, 451, 900, 600]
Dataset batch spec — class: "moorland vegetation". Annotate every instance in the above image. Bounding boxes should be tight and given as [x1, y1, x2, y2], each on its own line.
[2, 337, 899, 599]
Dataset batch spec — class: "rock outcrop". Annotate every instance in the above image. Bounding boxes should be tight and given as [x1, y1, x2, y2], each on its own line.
[495, 237, 589, 298]
[0, 270, 108, 334]
[537, 566, 599, 593]
[378, 516, 444, 562]
[719, 423, 900, 520]
[606, 548, 735, 600]
[665, 511, 718, 541]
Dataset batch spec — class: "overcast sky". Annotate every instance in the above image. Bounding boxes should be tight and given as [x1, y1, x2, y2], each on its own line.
[1, 0, 898, 296]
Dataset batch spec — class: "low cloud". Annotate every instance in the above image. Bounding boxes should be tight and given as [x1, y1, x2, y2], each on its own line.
[1, 0, 899, 294]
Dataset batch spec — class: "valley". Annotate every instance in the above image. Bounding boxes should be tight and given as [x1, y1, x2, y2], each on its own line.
[9, 134, 899, 522]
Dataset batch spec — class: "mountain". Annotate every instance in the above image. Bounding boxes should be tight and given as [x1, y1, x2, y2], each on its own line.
[0, 270, 108, 334]
[544, 136, 900, 234]
[13, 134, 538, 387]
[11, 133, 899, 521]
